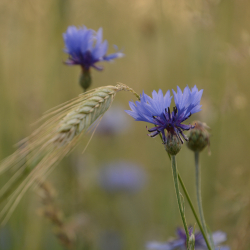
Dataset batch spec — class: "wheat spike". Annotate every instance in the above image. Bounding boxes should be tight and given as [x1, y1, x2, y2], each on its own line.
[0, 83, 138, 225]
[38, 181, 75, 249]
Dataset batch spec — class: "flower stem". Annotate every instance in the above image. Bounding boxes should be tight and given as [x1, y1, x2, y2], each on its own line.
[195, 152, 214, 248]
[178, 172, 212, 250]
[171, 156, 190, 247]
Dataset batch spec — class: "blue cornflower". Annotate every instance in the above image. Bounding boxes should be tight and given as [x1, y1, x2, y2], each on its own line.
[63, 25, 124, 71]
[96, 106, 131, 136]
[125, 86, 203, 144]
[98, 161, 147, 193]
[146, 228, 230, 250]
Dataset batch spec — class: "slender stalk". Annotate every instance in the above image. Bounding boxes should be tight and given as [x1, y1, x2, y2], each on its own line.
[195, 152, 205, 228]
[171, 156, 190, 247]
[178, 173, 212, 250]
[195, 152, 214, 248]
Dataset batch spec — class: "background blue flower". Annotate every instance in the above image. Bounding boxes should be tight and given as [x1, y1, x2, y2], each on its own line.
[146, 228, 230, 250]
[98, 161, 147, 193]
[63, 25, 124, 71]
[96, 106, 131, 136]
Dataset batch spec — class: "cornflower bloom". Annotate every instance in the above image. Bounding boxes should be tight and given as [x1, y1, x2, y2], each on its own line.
[125, 86, 203, 145]
[146, 228, 230, 250]
[96, 106, 131, 136]
[98, 161, 147, 193]
[63, 25, 124, 70]
[63, 25, 124, 90]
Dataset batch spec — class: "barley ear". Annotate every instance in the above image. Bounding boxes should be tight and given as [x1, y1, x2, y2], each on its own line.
[0, 84, 139, 225]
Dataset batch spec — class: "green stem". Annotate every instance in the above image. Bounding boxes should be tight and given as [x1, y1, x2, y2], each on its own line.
[171, 156, 190, 247]
[178, 172, 212, 250]
[195, 152, 214, 248]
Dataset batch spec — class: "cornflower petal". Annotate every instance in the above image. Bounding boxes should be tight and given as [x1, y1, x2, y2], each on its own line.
[172, 85, 203, 121]
[95, 28, 103, 48]
[104, 52, 124, 60]
[80, 29, 94, 53]
[212, 231, 227, 246]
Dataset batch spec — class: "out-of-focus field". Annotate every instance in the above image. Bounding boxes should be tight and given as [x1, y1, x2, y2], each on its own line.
[0, 0, 249, 249]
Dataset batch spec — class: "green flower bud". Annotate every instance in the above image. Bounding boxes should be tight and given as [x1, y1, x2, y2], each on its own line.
[187, 121, 210, 152]
[79, 68, 92, 91]
[164, 132, 182, 155]
[188, 233, 195, 250]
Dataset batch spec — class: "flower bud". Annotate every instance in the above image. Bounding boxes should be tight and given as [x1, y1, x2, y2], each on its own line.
[164, 132, 182, 155]
[187, 121, 210, 152]
[79, 69, 92, 91]
[188, 233, 195, 250]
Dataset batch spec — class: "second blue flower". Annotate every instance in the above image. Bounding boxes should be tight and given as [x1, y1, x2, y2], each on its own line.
[125, 86, 203, 144]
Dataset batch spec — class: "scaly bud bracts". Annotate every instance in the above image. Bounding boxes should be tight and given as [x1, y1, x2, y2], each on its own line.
[188, 233, 195, 250]
[187, 121, 210, 152]
[164, 132, 182, 155]
[79, 68, 92, 91]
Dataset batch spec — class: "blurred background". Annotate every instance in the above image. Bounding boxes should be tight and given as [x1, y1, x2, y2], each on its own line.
[0, 0, 249, 249]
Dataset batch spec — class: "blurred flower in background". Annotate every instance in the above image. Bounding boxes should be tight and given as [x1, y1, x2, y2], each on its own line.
[63, 25, 124, 90]
[98, 161, 147, 193]
[96, 105, 131, 136]
[146, 228, 229, 250]
[63, 25, 124, 70]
